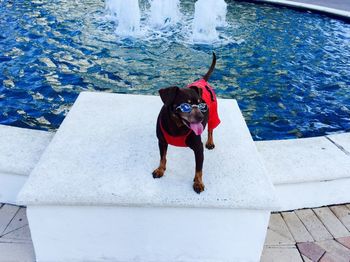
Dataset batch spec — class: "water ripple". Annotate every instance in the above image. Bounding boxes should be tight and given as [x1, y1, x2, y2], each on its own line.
[0, 0, 349, 140]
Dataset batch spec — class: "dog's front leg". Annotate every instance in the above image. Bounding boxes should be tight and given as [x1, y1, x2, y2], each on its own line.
[189, 139, 205, 194]
[152, 141, 168, 178]
[205, 130, 215, 150]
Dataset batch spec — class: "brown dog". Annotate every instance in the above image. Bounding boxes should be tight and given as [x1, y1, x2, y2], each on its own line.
[152, 53, 220, 194]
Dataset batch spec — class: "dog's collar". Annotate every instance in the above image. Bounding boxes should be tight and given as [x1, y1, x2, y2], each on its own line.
[160, 120, 192, 147]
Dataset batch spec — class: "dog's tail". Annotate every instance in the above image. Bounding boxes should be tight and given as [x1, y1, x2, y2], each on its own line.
[203, 52, 216, 82]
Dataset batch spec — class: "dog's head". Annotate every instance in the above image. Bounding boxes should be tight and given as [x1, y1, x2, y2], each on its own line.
[159, 86, 208, 135]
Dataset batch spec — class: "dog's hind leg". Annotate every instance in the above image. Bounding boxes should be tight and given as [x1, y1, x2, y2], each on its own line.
[152, 141, 168, 179]
[205, 130, 215, 150]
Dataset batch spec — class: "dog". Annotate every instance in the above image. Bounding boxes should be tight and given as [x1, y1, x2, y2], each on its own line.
[152, 53, 220, 194]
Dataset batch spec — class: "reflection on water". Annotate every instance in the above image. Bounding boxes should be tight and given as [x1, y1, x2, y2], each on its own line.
[0, 0, 349, 140]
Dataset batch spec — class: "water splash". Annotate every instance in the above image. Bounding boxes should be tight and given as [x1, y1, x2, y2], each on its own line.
[106, 0, 141, 37]
[105, 0, 228, 44]
[149, 0, 181, 28]
[192, 0, 227, 43]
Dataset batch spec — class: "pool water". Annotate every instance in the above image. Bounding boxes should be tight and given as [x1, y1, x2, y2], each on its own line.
[1, 0, 350, 140]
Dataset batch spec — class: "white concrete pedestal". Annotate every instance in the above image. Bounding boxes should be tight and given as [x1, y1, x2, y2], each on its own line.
[18, 92, 278, 262]
[28, 206, 270, 262]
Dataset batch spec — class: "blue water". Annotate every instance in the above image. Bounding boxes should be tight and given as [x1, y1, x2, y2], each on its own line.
[0, 0, 350, 140]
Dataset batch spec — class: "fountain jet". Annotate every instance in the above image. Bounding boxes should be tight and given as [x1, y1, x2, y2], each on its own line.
[149, 0, 181, 28]
[106, 0, 141, 37]
[192, 0, 227, 43]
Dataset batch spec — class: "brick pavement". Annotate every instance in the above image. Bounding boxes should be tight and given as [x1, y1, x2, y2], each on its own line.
[262, 204, 350, 262]
[2, 203, 350, 261]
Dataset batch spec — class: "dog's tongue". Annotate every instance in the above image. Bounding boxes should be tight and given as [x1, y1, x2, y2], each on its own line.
[190, 122, 204, 136]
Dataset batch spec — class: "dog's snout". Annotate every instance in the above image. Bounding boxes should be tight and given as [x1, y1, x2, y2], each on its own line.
[195, 114, 204, 122]
[191, 109, 204, 123]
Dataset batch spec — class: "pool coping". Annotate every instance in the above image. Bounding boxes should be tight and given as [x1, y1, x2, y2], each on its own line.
[256, 133, 350, 185]
[243, 0, 350, 21]
[1, 123, 348, 183]
[1, 123, 349, 210]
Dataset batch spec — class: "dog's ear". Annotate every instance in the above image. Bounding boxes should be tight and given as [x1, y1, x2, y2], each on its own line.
[159, 86, 179, 106]
[188, 86, 203, 98]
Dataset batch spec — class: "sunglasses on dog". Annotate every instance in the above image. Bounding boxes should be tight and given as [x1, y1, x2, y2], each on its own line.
[176, 103, 208, 113]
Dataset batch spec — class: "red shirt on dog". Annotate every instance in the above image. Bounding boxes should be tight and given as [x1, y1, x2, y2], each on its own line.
[160, 78, 221, 147]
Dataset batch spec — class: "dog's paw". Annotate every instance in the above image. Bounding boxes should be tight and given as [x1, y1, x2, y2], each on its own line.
[205, 142, 215, 150]
[152, 168, 164, 179]
[193, 181, 205, 194]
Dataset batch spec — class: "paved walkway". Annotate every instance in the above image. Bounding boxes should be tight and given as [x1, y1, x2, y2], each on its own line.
[1, 203, 350, 261]
[286, 0, 350, 12]
[0, 204, 35, 262]
[262, 204, 350, 262]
